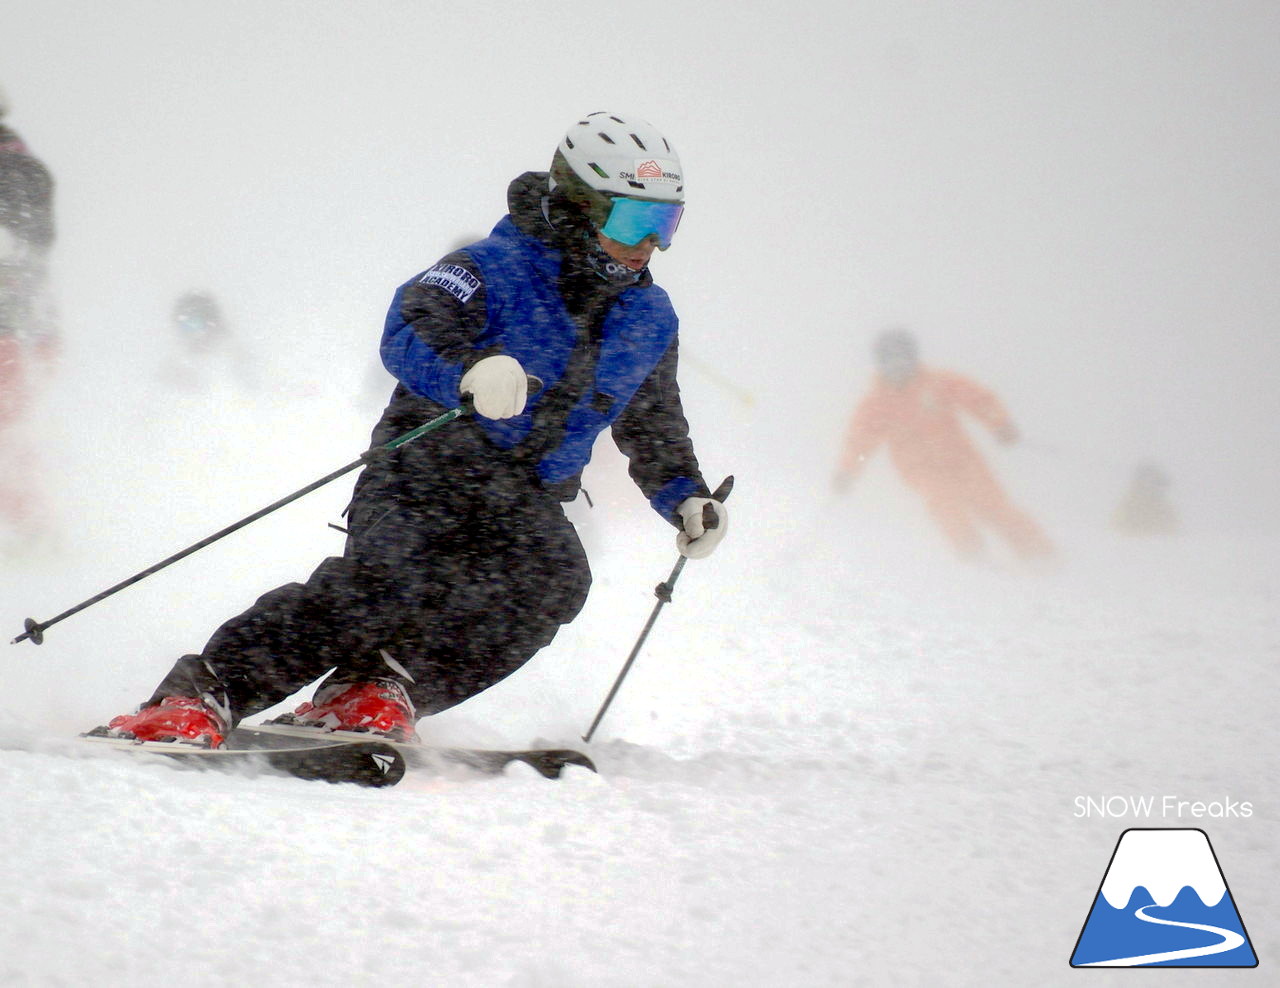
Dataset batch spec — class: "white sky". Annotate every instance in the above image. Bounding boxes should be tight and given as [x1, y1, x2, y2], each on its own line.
[4, 0, 1279, 534]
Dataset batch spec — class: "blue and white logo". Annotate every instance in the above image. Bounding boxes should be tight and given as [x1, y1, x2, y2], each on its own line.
[1070, 828, 1257, 968]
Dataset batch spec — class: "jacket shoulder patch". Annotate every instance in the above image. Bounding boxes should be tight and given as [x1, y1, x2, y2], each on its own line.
[419, 263, 481, 304]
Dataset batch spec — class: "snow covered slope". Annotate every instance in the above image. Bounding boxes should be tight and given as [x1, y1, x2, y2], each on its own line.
[2, 464, 1276, 985]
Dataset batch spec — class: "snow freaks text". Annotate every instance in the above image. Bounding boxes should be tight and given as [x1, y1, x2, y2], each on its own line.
[1073, 795, 1254, 820]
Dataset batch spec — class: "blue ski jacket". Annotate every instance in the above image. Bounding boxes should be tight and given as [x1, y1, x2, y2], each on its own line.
[377, 172, 707, 522]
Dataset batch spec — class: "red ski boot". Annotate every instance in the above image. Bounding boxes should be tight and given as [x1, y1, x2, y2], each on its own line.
[107, 696, 228, 748]
[287, 679, 417, 742]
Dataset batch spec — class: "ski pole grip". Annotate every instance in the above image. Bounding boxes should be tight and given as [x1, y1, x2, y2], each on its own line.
[703, 475, 734, 530]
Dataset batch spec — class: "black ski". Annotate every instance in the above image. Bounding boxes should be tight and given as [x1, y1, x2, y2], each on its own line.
[254, 718, 596, 779]
[80, 726, 406, 788]
[404, 744, 596, 779]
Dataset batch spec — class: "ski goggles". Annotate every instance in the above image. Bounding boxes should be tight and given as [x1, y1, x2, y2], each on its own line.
[598, 197, 684, 250]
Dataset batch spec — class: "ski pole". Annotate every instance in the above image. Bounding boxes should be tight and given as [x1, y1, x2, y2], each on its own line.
[11, 404, 470, 646]
[582, 474, 733, 743]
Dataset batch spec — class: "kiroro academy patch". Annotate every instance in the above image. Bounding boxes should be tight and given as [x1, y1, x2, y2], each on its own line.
[419, 263, 480, 303]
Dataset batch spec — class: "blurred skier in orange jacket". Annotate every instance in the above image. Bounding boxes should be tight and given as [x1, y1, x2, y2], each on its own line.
[835, 329, 1053, 561]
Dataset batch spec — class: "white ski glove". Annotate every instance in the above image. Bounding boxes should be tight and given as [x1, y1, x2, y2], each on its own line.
[676, 496, 729, 559]
[460, 354, 528, 419]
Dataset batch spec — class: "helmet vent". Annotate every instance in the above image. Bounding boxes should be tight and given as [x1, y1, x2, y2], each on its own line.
[557, 114, 680, 201]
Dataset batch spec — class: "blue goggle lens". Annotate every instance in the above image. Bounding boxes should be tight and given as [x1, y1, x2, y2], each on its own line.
[599, 197, 684, 249]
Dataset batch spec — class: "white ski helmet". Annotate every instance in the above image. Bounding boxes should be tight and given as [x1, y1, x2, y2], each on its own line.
[550, 112, 684, 247]
[551, 111, 683, 202]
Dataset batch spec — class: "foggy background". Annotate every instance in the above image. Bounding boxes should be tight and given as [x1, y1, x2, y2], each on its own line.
[4, 0, 1278, 545]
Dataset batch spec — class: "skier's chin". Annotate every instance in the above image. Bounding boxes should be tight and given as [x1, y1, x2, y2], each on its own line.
[597, 233, 655, 271]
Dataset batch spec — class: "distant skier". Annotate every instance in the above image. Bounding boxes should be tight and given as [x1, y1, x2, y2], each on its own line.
[1112, 461, 1178, 536]
[104, 111, 729, 748]
[0, 84, 58, 550]
[156, 290, 257, 393]
[834, 328, 1053, 561]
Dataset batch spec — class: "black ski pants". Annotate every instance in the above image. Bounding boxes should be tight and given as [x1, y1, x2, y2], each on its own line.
[148, 426, 592, 725]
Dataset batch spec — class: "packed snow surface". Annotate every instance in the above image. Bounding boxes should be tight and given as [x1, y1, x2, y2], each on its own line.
[2, 437, 1275, 985]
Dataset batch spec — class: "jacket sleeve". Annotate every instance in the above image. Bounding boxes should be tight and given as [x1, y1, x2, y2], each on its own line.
[611, 336, 709, 524]
[941, 372, 1013, 434]
[379, 251, 492, 408]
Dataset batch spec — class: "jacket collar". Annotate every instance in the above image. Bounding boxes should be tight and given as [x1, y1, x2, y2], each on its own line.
[504, 171, 653, 291]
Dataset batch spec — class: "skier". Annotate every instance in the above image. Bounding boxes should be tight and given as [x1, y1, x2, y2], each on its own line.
[834, 328, 1053, 561]
[157, 290, 257, 393]
[1112, 461, 1178, 536]
[172, 290, 225, 350]
[104, 112, 728, 748]
[0, 84, 58, 549]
